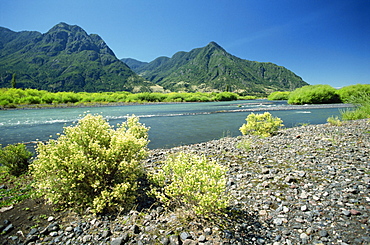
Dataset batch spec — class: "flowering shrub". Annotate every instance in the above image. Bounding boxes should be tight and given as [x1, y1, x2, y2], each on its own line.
[239, 112, 283, 137]
[30, 114, 149, 213]
[149, 152, 229, 216]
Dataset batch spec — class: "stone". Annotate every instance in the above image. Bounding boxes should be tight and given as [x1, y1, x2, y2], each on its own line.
[169, 234, 181, 245]
[102, 228, 112, 238]
[198, 234, 206, 242]
[180, 231, 192, 240]
[3, 224, 14, 234]
[319, 230, 328, 237]
[273, 218, 283, 226]
[65, 226, 73, 232]
[349, 209, 361, 215]
[301, 205, 308, 211]
[342, 210, 351, 216]
[204, 227, 212, 235]
[111, 233, 129, 245]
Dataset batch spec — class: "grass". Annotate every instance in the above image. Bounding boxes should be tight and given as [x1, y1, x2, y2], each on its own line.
[0, 166, 35, 208]
[341, 92, 370, 120]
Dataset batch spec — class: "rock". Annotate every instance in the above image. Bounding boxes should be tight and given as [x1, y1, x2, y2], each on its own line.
[111, 233, 129, 245]
[82, 234, 92, 242]
[301, 205, 308, 211]
[102, 228, 112, 238]
[285, 176, 297, 183]
[273, 218, 283, 226]
[349, 209, 361, 215]
[198, 234, 206, 242]
[342, 210, 351, 216]
[180, 231, 192, 240]
[65, 226, 73, 232]
[183, 239, 198, 245]
[204, 227, 212, 235]
[169, 234, 181, 245]
[2, 224, 14, 234]
[319, 230, 328, 237]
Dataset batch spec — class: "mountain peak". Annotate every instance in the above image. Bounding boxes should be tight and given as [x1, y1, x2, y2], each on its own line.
[0, 23, 148, 92]
[208, 41, 222, 48]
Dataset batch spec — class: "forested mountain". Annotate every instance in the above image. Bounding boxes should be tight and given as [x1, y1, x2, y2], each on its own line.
[123, 42, 308, 95]
[0, 23, 151, 92]
[0, 23, 308, 95]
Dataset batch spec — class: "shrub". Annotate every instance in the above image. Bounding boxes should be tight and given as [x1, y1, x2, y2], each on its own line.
[149, 152, 229, 216]
[327, 116, 343, 126]
[30, 114, 149, 213]
[239, 112, 283, 137]
[0, 144, 33, 176]
[337, 84, 370, 103]
[288, 85, 341, 104]
[267, 91, 290, 100]
[341, 92, 370, 120]
[214, 92, 238, 101]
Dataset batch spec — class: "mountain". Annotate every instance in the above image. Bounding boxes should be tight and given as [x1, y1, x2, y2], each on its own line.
[123, 42, 308, 95]
[0, 23, 151, 92]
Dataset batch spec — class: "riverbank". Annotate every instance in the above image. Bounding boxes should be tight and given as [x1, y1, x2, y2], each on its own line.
[1, 119, 369, 244]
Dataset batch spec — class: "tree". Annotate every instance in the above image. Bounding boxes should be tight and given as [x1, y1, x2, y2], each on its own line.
[11, 73, 16, 88]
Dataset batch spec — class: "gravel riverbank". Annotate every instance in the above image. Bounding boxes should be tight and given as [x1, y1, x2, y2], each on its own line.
[1, 119, 369, 245]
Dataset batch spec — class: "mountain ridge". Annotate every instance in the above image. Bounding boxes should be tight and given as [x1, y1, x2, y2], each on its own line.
[122, 41, 308, 95]
[0, 23, 308, 95]
[0, 22, 150, 92]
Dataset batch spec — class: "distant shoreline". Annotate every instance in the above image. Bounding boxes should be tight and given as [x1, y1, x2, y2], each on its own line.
[0, 101, 187, 111]
[0, 100, 353, 111]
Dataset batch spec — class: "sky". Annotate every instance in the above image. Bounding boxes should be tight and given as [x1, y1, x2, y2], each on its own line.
[1, 0, 369, 88]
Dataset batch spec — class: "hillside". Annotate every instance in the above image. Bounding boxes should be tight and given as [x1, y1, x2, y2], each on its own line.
[122, 42, 308, 95]
[0, 23, 307, 95]
[0, 23, 151, 92]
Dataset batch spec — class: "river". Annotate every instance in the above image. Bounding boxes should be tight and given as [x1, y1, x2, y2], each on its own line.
[0, 100, 350, 149]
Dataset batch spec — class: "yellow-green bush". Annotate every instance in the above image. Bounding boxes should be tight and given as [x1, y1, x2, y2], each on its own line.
[239, 112, 283, 137]
[267, 91, 290, 100]
[327, 116, 343, 126]
[0, 143, 33, 176]
[30, 114, 149, 213]
[149, 152, 229, 216]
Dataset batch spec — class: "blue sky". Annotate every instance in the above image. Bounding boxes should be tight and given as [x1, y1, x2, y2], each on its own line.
[1, 0, 369, 88]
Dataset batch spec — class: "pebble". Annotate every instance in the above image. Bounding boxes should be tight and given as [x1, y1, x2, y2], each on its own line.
[1, 119, 369, 244]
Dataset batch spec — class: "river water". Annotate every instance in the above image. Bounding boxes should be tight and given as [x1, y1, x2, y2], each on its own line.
[0, 100, 350, 149]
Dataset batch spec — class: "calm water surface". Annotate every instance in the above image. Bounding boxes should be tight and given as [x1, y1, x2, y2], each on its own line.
[0, 100, 348, 149]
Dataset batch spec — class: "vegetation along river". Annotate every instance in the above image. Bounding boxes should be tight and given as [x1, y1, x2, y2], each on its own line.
[0, 100, 351, 150]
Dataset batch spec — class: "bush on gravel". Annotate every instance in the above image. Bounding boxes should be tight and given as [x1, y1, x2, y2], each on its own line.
[31, 114, 149, 213]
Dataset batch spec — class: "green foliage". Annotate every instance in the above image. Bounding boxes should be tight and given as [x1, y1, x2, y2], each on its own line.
[337, 84, 370, 103]
[214, 92, 238, 101]
[30, 114, 149, 213]
[288, 85, 341, 105]
[267, 91, 290, 100]
[149, 152, 229, 216]
[123, 42, 309, 95]
[0, 88, 250, 108]
[0, 144, 33, 176]
[239, 112, 284, 137]
[327, 116, 343, 126]
[341, 92, 370, 120]
[236, 139, 252, 151]
[0, 23, 145, 92]
[11, 73, 16, 88]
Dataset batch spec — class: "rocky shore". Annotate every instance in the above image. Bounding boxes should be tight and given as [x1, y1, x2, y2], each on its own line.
[1, 119, 369, 245]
